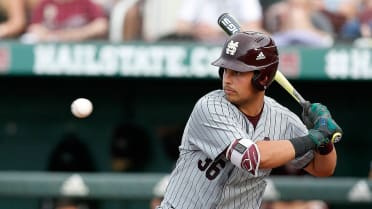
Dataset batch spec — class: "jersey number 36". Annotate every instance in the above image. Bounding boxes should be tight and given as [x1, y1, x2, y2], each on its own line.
[198, 158, 226, 180]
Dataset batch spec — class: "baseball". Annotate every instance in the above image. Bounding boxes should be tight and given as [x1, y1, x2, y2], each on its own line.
[71, 98, 93, 118]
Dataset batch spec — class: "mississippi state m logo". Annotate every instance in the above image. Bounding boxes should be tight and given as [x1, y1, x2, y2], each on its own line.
[225, 40, 239, 55]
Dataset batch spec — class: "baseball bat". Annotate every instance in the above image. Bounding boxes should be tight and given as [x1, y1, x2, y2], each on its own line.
[217, 13, 342, 143]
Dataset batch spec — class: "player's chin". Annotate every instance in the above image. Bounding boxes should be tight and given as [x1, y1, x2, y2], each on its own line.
[225, 93, 239, 103]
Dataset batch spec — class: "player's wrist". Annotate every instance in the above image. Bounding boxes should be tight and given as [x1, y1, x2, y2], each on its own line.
[316, 141, 334, 155]
[289, 129, 330, 158]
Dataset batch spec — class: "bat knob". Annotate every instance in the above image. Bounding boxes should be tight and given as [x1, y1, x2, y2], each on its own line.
[331, 132, 342, 143]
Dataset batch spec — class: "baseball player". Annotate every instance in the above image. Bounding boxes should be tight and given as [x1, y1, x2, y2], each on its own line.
[157, 31, 342, 209]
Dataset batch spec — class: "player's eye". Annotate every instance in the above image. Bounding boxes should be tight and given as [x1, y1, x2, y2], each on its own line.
[233, 71, 241, 76]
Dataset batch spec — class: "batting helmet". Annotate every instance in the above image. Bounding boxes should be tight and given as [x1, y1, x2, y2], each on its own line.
[212, 31, 279, 90]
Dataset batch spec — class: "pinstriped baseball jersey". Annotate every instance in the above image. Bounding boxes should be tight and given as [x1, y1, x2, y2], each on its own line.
[158, 90, 314, 209]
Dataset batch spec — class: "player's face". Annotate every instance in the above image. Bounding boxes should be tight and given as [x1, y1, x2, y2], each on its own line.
[222, 68, 261, 106]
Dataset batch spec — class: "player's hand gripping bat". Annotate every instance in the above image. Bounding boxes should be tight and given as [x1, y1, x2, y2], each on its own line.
[217, 13, 342, 143]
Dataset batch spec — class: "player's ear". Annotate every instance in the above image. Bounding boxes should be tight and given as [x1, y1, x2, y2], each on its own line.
[252, 70, 266, 90]
[258, 75, 269, 87]
[252, 69, 272, 90]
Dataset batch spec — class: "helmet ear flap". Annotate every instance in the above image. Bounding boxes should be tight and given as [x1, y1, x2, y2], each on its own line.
[252, 63, 278, 91]
[252, 71, 267, 91]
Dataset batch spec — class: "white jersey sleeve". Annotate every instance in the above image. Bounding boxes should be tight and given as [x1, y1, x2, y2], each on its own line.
[182, 90, 250, 159]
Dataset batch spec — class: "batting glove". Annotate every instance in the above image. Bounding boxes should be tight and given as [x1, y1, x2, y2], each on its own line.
[314, 117, 343, 143]
[301, 102, 331, 129]
[314, 117, 343, 154]
[308, 129, 330, 147]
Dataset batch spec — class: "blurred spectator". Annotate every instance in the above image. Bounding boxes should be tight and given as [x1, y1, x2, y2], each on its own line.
[265, 0, 334, 47]
[121, 0, 144, 41]
[319, 0, 359, 40]
[313, 0, 356, 39]
[358, 0, 372, 37]
[110, 122, 151, 172]
[340, 0, 372, 41]
[22, 0, 108, 43]
[92, 0, 118, 15]
[142, 0, 185, 42]
[307, 0, 335, 35]
[40, 133, 98, 209]
[174, 0, 265, 44]
[149, 126, 182, 208]
[26, 0, 43, 12]
[47, 133, 96, 172]
[157, 126, 183, 164]
[106, 124, 152, 209]
[113, 0, 144, 41]
[0, 0, 27, 39]
[260, 164, 329, 209]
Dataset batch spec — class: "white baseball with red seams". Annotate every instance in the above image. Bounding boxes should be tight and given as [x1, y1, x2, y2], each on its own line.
[71, 98, 93, 118]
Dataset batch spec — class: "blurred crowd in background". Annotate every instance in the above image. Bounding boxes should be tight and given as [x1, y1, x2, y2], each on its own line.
[1, 0, 372, 46]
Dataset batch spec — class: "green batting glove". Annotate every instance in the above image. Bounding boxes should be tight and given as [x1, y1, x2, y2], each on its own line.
[307, 129, 330, 147]
[301, 102, 331, 129]
[314, 117, 343, 143]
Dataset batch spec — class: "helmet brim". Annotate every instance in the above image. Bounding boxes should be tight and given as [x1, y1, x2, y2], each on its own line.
[212, 57, 263, 72]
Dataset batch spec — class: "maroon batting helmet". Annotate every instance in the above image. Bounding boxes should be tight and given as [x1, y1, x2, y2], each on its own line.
[212, 31, 279, 90]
